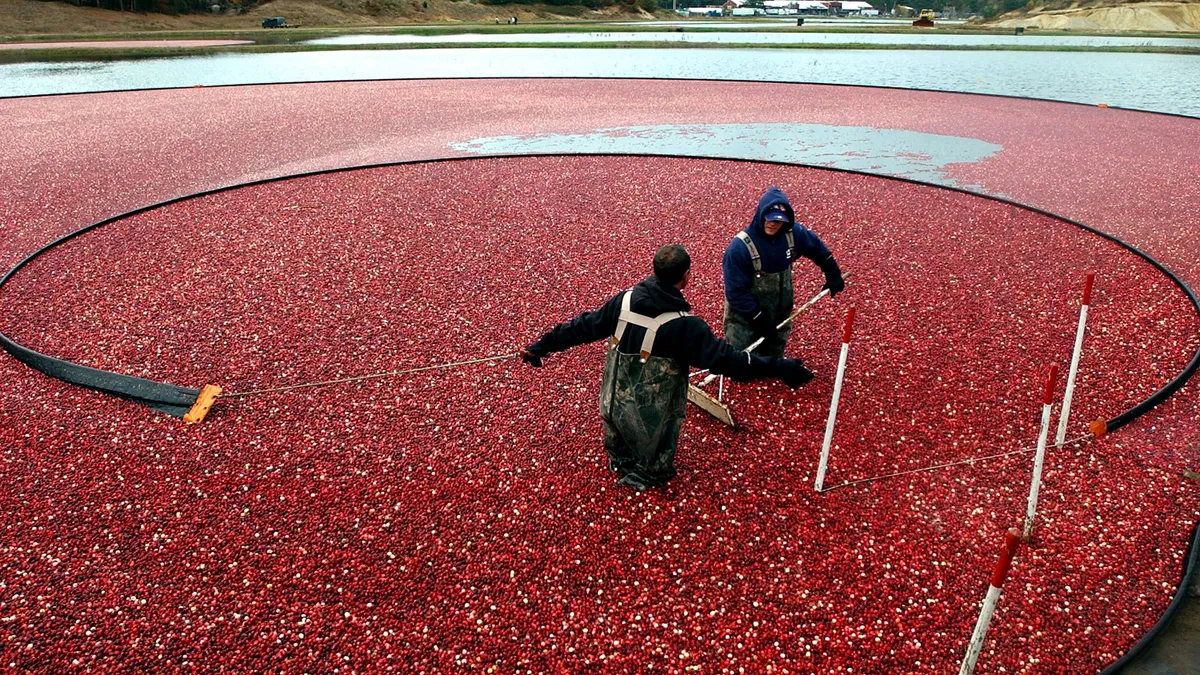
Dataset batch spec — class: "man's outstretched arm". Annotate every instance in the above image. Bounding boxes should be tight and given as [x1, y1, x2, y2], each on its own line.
[520, 293, 623, 367]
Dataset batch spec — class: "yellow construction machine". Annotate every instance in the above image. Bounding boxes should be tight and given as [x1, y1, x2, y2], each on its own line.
[913, 8, 935, 26]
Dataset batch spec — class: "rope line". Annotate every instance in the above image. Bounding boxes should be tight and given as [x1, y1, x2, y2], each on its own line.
[818, 433, 1095, 493]
[220, 353, 519, 399]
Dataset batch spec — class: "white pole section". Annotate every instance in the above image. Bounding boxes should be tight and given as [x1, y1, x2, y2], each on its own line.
[815, 307, 855, 492]
[959, 528, 1022, 675]
[1024, 365, 1059, 541]
[1056, 274, 1094, 447]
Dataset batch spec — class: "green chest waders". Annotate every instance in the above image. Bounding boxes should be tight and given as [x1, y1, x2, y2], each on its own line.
[723, 230, 796, 358]
[599, 292, 690, 487]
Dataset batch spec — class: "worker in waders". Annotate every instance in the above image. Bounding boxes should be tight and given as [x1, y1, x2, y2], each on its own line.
[519, 244, 814, 491]
[723, 187, 845, 357]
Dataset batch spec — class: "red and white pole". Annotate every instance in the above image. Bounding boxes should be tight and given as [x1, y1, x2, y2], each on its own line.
[815, 307, 855, 492]
[1024, 365, 1059, 540]
[959, 528, 1022, 675]
[1056, 274, 1093, 448]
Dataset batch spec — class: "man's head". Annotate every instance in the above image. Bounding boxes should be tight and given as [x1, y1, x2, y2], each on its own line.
[653, 244, 692, 289]
[763, 204, 791, 237]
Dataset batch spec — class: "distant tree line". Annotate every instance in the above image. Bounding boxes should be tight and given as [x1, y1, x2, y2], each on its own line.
[482, 0, 659, 12]
[60, 0, 1029, 19]
[890, 0, 1030, 18]
[60, 0, 263, 14]
[665, 0, 1029, 18]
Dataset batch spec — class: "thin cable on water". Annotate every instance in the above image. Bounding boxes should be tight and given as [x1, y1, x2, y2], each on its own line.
[220, 353, 519, 399]
[818, 433, 1095, 493]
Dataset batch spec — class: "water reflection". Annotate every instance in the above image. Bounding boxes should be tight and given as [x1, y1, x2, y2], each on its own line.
[451, 123, 1003, 188]
[306, 31, 1200, 48]
[3, 48, 1198, 117]
[9, 61, 112, 76]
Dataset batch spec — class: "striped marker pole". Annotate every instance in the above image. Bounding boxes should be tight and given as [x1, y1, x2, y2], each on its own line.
[959, 528, 1023, 675]
[1024, 365, 1059, 541]
[1056, 274, 1094, 448]
[815, 307, 855, 492]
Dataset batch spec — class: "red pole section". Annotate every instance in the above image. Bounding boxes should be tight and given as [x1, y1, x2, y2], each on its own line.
[1082, 273, 1094, 306]
[1043, 365, 1059, 406]
[842, 306, 857, 344]
[990, 528, 1022, 588]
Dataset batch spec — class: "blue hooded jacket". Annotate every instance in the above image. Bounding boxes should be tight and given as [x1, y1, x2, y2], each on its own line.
[722, 187, 832, 315]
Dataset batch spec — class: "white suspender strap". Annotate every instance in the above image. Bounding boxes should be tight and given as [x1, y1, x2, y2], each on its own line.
[736, 231, 762, 275]
[613, 292, 634, 345]
[637, 311, 688, 362]
[612, 290, 690, 362]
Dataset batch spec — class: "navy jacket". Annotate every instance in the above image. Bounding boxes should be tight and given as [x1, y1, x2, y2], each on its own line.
[722, 187, 832, 315]
[526, 276, 775, 381]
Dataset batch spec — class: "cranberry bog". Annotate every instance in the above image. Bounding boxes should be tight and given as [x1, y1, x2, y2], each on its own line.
[1, 81, 1199, 673]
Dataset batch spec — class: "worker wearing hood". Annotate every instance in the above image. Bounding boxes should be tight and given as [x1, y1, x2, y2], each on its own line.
[722, 187, 844, 357]
[520, 244, 813, 491]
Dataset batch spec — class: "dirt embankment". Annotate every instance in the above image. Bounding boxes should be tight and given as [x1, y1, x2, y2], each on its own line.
[992, 0, 1200, 32]
[1, 0, 654, 36]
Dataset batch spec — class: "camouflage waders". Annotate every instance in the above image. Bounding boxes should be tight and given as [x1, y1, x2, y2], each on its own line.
[723, 230, 796, 358]
[599, 292, 690, 488]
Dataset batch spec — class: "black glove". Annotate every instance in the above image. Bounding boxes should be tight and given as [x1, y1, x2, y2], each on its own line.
[520, 348, 544, 368]
[775, 357, 814, 389]
[819, 255, 845, 297]
[745, 310, 775, 338]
